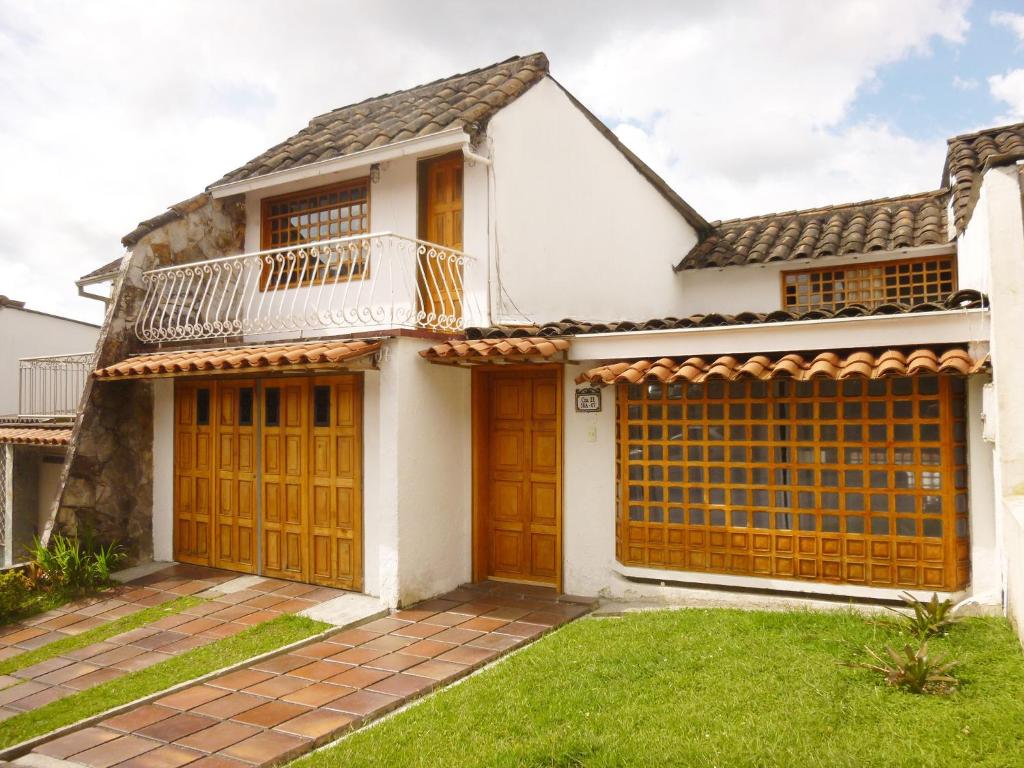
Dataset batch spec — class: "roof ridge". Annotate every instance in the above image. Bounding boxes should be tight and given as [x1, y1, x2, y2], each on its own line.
[946, 120, 1024, 144]
[307, 52, 549, 127]
[710, 188, 949, 228]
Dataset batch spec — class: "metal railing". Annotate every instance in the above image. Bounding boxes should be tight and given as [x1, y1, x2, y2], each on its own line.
[134, 232, 478, 343]
[18, 353, 94, 417]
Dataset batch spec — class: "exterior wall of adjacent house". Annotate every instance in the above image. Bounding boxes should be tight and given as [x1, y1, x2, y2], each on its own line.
[484, 77, 699, 325]
[957, 162, 1024, 639]
[0, 306, 99, 414]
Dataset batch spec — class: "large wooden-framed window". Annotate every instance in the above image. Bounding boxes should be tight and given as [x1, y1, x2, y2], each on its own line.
[259, 178, 370, 289]
[782, 255, 957, 313]
[616, 375, 969, 590]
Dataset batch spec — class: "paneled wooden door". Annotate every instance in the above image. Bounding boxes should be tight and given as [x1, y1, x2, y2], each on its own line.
[173, 376, 363, 590]
[419, 152, 464, 321]
[474, 367, 562, 587]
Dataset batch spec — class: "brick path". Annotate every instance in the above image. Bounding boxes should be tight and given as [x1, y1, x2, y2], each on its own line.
[0, 566, 349, 722]
[23, 582, 593, 768]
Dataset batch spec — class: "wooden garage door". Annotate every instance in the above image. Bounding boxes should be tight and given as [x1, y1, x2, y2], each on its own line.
[476, 368, 562, 586]
[173, 376, 363, 590]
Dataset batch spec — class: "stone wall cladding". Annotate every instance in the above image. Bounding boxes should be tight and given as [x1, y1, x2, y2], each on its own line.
[50, 193, 245, 560]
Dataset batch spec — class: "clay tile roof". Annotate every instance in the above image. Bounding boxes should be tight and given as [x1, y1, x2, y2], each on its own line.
[467, 289, 988, 340]
[78, 257, 123, 283]
[94, 340, 381, 379]
[675, 189, 950, 270]
[944, 121, 1024, 233]
[211, 54, 549, 188]
[0, 427, 73, 446]
[577, 348, 986, 386]
[420, 337, 570, 364]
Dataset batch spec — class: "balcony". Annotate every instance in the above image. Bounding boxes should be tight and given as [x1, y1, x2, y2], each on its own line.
[17, 353, 94, 418]
[134, 233, 479, 344]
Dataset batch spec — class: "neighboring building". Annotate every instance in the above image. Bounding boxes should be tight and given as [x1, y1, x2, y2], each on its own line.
[0, 296, 99, 565]
[42, 53, 1024, 639]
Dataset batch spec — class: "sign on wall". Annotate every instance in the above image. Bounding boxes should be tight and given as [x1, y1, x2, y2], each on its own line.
[575, 386, 602, 413]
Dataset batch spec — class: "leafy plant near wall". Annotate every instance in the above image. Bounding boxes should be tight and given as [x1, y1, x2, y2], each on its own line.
[26, 533, 126, 593]
[893, 591, 962, 639]
[853, 642, 960, 695]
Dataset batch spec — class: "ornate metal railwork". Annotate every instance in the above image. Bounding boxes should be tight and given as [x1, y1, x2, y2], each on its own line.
[18, 353, 94, 417]
[134, 233, 477, 343]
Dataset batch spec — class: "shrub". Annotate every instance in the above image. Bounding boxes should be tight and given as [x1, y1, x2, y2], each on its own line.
[0, 570, 33, 624]
[894, 592, 961, 639]
[26, 534, 126, 593]
[855, 642, 959, 695]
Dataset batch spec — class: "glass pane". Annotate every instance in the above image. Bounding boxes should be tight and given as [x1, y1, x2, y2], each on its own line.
[238, 388, 254, 426]
[265, 387, 280, 427]
[196, 389, 210, 426]
[313, 385, 331, 427]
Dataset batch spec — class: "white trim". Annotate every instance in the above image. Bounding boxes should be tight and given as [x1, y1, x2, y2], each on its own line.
[209, 128, 470, 198]
[614, 563, 966, 603]
[568, 308, 990, 362]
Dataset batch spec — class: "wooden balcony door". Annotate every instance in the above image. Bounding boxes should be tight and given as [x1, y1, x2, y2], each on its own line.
[419, 152, 464, 322]
[473, 367, 562, 587]
[173, 376, 363, 590]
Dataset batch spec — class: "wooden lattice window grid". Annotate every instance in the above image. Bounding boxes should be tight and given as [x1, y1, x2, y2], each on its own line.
[616, 375, 969, 590]
[782, 255, 957, 313]
[260, 178, 370, 289]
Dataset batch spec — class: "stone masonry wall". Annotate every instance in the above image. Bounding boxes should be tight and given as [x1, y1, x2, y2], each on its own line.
[49, 193, 245, 560]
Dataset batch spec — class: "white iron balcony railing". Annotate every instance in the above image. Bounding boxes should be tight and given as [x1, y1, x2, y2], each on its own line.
[19, 353, 94, 417]
[135, 233, 479, 343]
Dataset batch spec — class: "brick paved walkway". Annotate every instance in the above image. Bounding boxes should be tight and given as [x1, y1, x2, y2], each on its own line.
[0, 566, 349, 722]
[23, 582, 593, 768]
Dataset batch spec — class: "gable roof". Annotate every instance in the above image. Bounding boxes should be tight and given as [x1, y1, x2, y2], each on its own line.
[675, 189, 949, 271]
[78, 257, 123, 283]
[211, 53, 549, 188]
[944, 121, 1024, 234]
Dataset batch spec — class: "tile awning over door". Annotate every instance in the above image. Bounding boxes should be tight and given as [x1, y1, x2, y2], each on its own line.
[420, 337, 570, 365]
[95, 340, 382, 380]
[578, 348, 988, 385]
[0, 427, 73, 446]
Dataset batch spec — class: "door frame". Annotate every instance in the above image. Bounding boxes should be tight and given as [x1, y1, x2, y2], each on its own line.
[471, 364, 564, 590]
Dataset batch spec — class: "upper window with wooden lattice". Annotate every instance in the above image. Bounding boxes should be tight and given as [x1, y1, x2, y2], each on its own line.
[782, 255, 957, 313]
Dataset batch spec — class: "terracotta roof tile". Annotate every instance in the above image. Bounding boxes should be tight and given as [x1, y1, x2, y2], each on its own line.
[420, 337, 569, 364]
[95, 340, 381, 379]
[578, 348, 986, 386]
[676, 190, 949, 270]
[212, 54, 549, 187]
[468, 290, 987, 339]
[944, 122, 1024, 233]
[0, 427, 73, 446]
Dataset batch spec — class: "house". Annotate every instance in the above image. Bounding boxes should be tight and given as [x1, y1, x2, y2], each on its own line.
[48, 53, 1024, 635]
[0, 296, 99, 566]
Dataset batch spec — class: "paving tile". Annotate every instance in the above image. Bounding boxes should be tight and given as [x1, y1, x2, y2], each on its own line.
[401, 639, 458, 659]
[221, 730, 309, 764]
[181, 602, 224, 618]
[325, 689, 400, 717]
[158, 685, 230, 711]
[0, 680, 46, 705]
[191, 692, 267, 720]
[64, 617, 115, 635]
[272, 583, 318, 598]
[365, 652, 423, 673]
[242, 675, 309, 699]
[18, 630, 65, 649]
[496, 621, 546, 639]
[133, 631, 187, 651]
[280, 682, 353, 708]
[149, 614, 197, 631]
[327, 628, 381, 646]
[519, 611, 568, 627]
[1, 626, 47, 645]
[74, 734, 159, 767]
[392, 608, 439, 622]
[459, 616, 511, 633]
[360, 617, 411, 634]
[201, 623, 246, 640]
[232, 700, 310, 728]
[291, 641, 346, 660]
[391, 621, 447, 639]
[429, 627, 485, 645]
[65, 667, 126, 690]
[325, 665, 392, 689]
[467, 632, 521, 652]
[185, 756, 250, 768]
[36, 612, 92, 631]
[288, 660, 350, 681]
[367, 673, 436, 698]
[116, 651, 173, 672]
[103, 704, 178, 732]
[251, 654, 310, 675]
[138, 712, 218, 742]
[325, 646, 388, 665]
[35, 726, 121, 758]
[111, 743, 203, 768]
[482, 606, 532, 622]
[405, 659, 468, 682]
[207, 606, 257, 622]
[436, 645, 499, 666]
[360, 634, 413, 652]
[175, 618, 222, 636]
[8, 685, 75, 710]
[91, 645, 148, 667]
[176, 721, 261, 753]
[109, 628, 160, 645]
[239, 594, 288, 610]
[37, 661, 100, 685]
[13, 656, 75, 679]
[274, 708, 355, 740]
[66, 641, 119, 661]
[272, 599, 316, 614]
[208, 669, 273, 691]
[412, 598, 460, 613]
[234, 610, 279, 627]
[420, 611, 471, 627]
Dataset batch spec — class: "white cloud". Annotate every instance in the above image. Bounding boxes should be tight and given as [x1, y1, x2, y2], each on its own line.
[953, 75, 978, 90]
[992, 10, 1024, 43]
[989, 69, 1024, 120]
[0, 0, 971, 321]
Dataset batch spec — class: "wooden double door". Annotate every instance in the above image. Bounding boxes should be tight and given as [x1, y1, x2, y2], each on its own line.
[474, 367, 562, 587]
[174, 375, 362, 590]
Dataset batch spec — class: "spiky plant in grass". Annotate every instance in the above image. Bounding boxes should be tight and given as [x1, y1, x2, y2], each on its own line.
[854, 642, 959, 695]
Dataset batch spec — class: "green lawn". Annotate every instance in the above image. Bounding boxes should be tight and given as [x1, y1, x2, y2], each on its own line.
[0, 596, 200, 678]
[295, 609, 1024, 768]
[0, 613, 328, 749]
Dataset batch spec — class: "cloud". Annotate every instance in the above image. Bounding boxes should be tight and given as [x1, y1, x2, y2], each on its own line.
[992, 10, 1024, 44]
[0, 0, 971, 321]
[989, 69, 1024, 120]
[953, 75, 978, 90]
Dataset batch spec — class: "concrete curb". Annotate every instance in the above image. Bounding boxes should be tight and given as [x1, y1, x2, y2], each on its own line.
[0, 607, 388, 762]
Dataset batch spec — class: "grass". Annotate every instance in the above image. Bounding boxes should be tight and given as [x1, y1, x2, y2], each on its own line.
[295, 609, 1024, 768]
[0, 596, 201, 677]
[0, 613, 328, 749]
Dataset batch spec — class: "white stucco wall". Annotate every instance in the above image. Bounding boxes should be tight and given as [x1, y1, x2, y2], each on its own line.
[484, 78, 699, 324]
[152, 379, 175, 562]
[0, 306, 99, 414]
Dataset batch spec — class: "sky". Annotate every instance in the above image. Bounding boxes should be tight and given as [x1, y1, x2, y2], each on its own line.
[1, 0, 1024, 325]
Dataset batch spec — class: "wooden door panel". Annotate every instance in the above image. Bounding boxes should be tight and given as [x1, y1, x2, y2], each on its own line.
[213, 381, 256, 574]
[174, 384, 213, 566]
[261, 381, 308, 582]
[419, 152, 464, 320]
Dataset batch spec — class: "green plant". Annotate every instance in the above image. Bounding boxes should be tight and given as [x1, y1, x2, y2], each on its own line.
[0, 570, 33, 624]
[893, 592, 962, 639]
[26, 534, 126, 593]
[855, 642, 959, 694]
